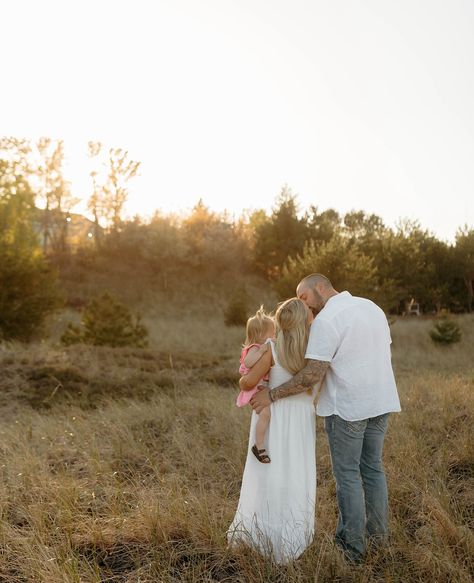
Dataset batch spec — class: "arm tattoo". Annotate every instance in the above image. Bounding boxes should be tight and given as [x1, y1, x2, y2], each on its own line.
[269, 360, 330, 402]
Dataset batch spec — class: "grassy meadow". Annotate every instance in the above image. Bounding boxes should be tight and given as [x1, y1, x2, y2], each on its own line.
[0, 312, 473, 582]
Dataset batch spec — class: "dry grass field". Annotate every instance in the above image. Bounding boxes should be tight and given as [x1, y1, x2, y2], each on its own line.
[0, 314, 472, 582]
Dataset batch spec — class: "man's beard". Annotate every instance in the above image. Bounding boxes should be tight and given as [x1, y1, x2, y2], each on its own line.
[311, 292, 325, 316]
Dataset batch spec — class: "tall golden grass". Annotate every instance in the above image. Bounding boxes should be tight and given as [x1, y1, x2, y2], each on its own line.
[0, 314, 472, 581]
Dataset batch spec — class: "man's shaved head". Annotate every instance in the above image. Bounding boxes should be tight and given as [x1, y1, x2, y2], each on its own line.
[298, 273, 333, 291]
[296, 273, 337, 316]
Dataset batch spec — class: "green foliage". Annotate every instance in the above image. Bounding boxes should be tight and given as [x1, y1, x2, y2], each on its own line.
[60, 323, 84, 346]
[0, 249, 60, 341]
[454, 227, 474, 313]
[61, 292, 148, 347]
[429, 318, 462, 345]
[253, 187, 309, 276]
[2, 135, 474, 316]
[0, 156, 60, 341]
[306, 206, 341, 244]
[0, 158, 37, 252]
[224, 287, 249, 327]
[276, 236, 378, 300]
[181, 200, 249, 275]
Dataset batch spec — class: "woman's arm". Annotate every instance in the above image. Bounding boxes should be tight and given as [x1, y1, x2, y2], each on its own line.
[239, 348, 272, 391]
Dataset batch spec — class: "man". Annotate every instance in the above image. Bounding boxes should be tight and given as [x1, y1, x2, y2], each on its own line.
[246, 273, 401, 562]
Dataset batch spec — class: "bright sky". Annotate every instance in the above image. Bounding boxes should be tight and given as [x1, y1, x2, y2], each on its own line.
[2, 0, 474, 241]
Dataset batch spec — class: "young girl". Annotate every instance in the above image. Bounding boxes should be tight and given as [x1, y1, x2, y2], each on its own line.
[236, 306, 275, 464]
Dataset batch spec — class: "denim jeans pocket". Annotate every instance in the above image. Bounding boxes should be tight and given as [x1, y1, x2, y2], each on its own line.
[374, 413, 390, 432]
[345, 419, 366, 434]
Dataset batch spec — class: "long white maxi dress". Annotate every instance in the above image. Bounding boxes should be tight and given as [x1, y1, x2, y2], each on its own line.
[227, 340, 318, 564]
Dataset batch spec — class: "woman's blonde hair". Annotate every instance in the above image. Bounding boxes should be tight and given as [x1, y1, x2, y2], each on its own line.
[274, 298, 309, 375]
[244, 306, 274, 346]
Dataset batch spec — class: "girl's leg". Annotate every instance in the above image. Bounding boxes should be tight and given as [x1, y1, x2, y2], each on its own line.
[255, 407, 271, 451]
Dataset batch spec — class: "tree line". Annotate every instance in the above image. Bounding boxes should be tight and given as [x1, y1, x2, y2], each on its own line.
[1, 136, 473, 341]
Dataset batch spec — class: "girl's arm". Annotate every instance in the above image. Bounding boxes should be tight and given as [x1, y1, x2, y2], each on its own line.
[239, 348, 272, 391]
[243, 344, 269, 368]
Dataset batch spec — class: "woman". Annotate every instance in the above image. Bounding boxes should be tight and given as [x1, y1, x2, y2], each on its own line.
[227, 298, 319, 564]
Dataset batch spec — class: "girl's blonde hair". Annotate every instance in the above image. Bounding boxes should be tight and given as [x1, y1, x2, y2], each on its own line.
[274, 298, 309, 375]
[244, 306, 274, 346]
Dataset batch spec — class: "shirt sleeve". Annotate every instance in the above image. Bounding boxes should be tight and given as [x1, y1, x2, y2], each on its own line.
[305, 317, 339, 362]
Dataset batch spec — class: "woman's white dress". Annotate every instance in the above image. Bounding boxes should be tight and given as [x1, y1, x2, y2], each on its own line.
[227, 340, 318, 564]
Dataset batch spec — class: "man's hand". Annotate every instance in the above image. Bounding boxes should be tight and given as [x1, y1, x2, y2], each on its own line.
[250, 388, 272, 413]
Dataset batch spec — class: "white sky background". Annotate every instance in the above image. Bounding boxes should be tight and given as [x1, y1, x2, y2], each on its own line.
[1, 0, 473, 241]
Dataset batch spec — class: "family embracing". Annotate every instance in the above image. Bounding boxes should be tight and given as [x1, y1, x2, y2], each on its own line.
[227, 273, 401, 564]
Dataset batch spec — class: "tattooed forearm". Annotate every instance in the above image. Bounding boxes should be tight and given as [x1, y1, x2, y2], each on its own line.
[269, 359, 330, 402]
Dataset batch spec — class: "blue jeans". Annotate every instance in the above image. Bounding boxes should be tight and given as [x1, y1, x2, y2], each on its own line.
[324, 413, 390, 561]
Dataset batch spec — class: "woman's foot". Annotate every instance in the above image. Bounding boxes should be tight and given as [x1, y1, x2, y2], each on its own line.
[251, 444, 271, 463]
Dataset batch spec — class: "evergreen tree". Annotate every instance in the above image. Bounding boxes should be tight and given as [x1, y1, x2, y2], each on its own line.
[253, 187, 308, 277]
[429, 318, 462, 345]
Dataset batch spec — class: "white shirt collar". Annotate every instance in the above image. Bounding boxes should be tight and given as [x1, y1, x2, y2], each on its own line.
[325, 290, 351, 307]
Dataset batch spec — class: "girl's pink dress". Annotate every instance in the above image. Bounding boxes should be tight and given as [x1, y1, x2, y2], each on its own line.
[236, 343, 270, 407]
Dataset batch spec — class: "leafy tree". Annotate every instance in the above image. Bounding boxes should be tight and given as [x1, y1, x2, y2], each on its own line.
[61, 291, 148, 347]
[103, 148, 140, 233]
[35, 138, 78, 253]
[344, 211, 386, 240]
[87, 141, 104, 247]
[0, 156, 60, 341]
[0, 158, 37, 251]
[0, 250, 59, 341]
[454, 227, 474, 312]
[145, 212, 192, 290]
[306, 206, 341, 244]
[376, 220, 442, 313]
[276, 236, 378, 301]
[343, 210, 388, 261]
[181, 200, 250, 277]
[0, 137, 33, 180]
[421, 238, 454, 313]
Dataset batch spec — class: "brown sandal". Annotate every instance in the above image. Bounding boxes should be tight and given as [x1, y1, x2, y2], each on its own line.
[252, 444, 271, 464]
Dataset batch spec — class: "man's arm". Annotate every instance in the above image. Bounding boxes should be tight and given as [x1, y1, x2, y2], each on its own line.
[249, 358, 329, 413]
[269, 359, 330, 402]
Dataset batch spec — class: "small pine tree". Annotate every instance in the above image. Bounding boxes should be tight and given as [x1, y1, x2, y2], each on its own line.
[224, 287, 249, 327]
[61, 292, 148, 348]
[429, 318, 462, 345]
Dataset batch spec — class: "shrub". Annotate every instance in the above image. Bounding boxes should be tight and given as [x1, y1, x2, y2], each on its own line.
[224, 287, 249, 327]
[61, 292, 148, 348]
[429, 318, 462, 345]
